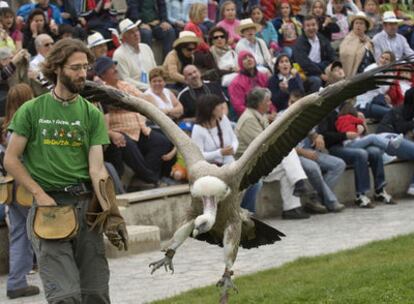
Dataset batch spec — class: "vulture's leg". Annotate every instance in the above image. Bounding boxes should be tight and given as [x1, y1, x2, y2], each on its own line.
[216, 221, 241, 304]
[149, 219, 195, 274]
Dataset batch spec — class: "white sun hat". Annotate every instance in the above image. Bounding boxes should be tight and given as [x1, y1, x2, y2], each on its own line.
[119, 18, 142, 36]
[382, 11, 403, 23]
[87, 32, 112, 48]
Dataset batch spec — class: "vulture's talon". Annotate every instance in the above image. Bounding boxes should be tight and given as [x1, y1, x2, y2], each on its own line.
[149, 256, 174, 275]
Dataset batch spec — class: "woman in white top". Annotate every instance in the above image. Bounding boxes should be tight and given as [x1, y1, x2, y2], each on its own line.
[145, 67, 184, 120]
[191, 94, 238, 166]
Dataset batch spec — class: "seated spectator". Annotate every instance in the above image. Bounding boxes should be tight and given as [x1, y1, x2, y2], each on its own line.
[0, 48, 29, 116]
[387, 68, 414, 107]
[364, 0, 382, 38]
[228, 50, 272, 117]
[87, 32, 111, 59]
[217, 0, 241, 47]
[235, 87, 310, 218]
[235, 18, 273, 74]
[268, 53, 304, 111]
[145, 67, 184, 120]
[372, 11, 414, 61]
[285, 91, 346, 212]
[96, 56, 176, 186]
[178, 64, 228, 120]
[380, 0, 414, 48]
[249, 5, 279, 55]
[167, 0, 186, 33]
[29, 33, 53, 75]
[377, 87, 414, 195]
[223, 0, 259, 19]
[329, 0, 355, 49]
[293, 15, 336, 93]
[22, 8, 58, 56]
[184, 3, 210, 53]
[126, 0, 176, 58]
[208, 26, 238, 87]
[336, 101, 403, 153]
[3, 83, 40, 300]
[355, 51, 395, 120]
[311, 0, 340, 41]
[339, 12, 375, 78]
[0, 7, 23, 50]
[80, 0, 118, 42]
[271, 0, 302, 58]
[191, 94, 238, 166]
[163, 31, 200, 89]
[17, 0, 62, 25]
[113, 18, 157, 91]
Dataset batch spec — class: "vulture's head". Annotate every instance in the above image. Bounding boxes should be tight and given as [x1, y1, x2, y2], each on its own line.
[190, 176, 231, 237]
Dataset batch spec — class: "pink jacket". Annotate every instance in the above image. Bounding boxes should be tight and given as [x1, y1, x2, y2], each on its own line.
[228, 51, 269, 116]
[217, 19, 241, 47]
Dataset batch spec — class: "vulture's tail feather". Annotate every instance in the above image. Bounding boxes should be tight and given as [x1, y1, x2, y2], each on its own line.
[240, 217, 285, 249]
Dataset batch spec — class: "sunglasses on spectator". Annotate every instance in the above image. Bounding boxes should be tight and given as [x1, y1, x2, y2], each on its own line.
[185, 47, 196, 52]
[213, 35, 225, 40]
[43, 42, 54, 47]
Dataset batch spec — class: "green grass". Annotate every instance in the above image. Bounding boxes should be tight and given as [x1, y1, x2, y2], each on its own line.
[153, 234, 414, 304]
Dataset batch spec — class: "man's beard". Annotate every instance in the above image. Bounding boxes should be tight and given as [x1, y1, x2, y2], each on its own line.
[59, 70, 86, 94]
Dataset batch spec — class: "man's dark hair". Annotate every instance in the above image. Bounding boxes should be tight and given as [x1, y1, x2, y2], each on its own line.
[303, 15, 317, 23]
[41, 38, 95, 84]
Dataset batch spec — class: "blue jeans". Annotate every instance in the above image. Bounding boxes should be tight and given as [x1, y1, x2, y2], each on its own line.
[241, 181, 262, 213]
[385, 137, 414, 160]
[346, 134, 389, 151]
[329, 145, 386, 195]
[0, 204, 4, 223]
[7, 202, 34, 291]
[299, 153, 345, 207]
[357, 94, 391, 121]
[140, 24, 176, 57]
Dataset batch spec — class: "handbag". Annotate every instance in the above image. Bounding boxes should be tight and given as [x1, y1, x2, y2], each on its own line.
[0, 175, 14, 205]
[33, 205, 79, 240]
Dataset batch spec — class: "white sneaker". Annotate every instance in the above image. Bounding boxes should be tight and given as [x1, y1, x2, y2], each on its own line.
[407, 185, 414, 196]
[355, 194, 374, 208]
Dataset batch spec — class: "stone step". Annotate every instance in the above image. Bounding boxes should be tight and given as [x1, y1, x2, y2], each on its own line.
[104, 225, 161, 259]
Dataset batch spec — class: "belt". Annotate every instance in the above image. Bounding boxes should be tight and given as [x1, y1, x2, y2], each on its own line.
[47, 182, 93, 196]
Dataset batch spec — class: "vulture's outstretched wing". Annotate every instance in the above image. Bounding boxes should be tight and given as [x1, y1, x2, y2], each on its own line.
[231, 60, 413, 190]
[81, 81, 204, 168]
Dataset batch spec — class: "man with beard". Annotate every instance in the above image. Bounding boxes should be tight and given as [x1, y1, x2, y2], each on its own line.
[4, 38, 127, 303]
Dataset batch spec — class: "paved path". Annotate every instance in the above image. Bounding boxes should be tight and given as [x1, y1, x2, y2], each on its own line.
[1, 198, 414, 304]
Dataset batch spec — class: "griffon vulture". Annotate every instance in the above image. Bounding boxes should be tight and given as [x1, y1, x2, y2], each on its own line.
[81, 60, 412, 303]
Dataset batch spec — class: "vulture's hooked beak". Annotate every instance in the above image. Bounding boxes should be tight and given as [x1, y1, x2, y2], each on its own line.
[192, 196, 218, 237]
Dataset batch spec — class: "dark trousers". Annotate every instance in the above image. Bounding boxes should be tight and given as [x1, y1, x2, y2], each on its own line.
[140, 24, 176, 58]
[105, 130, 174, 184]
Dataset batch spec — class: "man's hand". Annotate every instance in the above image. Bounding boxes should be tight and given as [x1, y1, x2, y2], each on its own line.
[11, 49, 29, 65]
[160, 21, 172, 31]
[30, 20, 38, 36]
[34, 192, 57, 206]
[279, 80, 288, 91]
[313, 134, 325, 150]
[109, 131, 126, 147]
[221, 145, 234, 156]
[301, 149, 319, 161]
[346, 132, 359, 139]
[140, 23, 151, 31]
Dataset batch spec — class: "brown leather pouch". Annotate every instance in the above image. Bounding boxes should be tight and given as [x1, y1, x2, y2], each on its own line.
[0, 175, 14, 205]
[33, 205, 79, 240]
[16, 185, 34, 207]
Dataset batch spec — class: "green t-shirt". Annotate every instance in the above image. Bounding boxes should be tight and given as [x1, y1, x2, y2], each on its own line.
[8, 93, 110, 191]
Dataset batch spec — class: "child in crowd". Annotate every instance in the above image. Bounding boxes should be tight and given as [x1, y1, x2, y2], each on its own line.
[336, 102, 403, 152]
[185, 3, 211, 53]
[249, 5, 280, 54]
[217, 0, 241, 47]
[0, 7, 22, 50]
[272, 0, 302, 58]
[329, 0, 353, 49]
[311, 0, 340, 41]
[363, 0, 382, 38]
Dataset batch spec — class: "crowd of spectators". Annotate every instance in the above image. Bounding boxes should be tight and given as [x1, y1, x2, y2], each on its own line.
[0, 0, 414, 228]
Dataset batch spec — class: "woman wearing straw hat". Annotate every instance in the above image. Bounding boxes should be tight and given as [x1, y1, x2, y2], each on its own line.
[163, 31, 200, 89]
[87, 32, 111, 59]
[235, 18, 273, 74]
[339, 12, 375, 77]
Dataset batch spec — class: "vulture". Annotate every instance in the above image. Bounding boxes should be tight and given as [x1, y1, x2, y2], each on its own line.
[81, 59, 412, 303]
